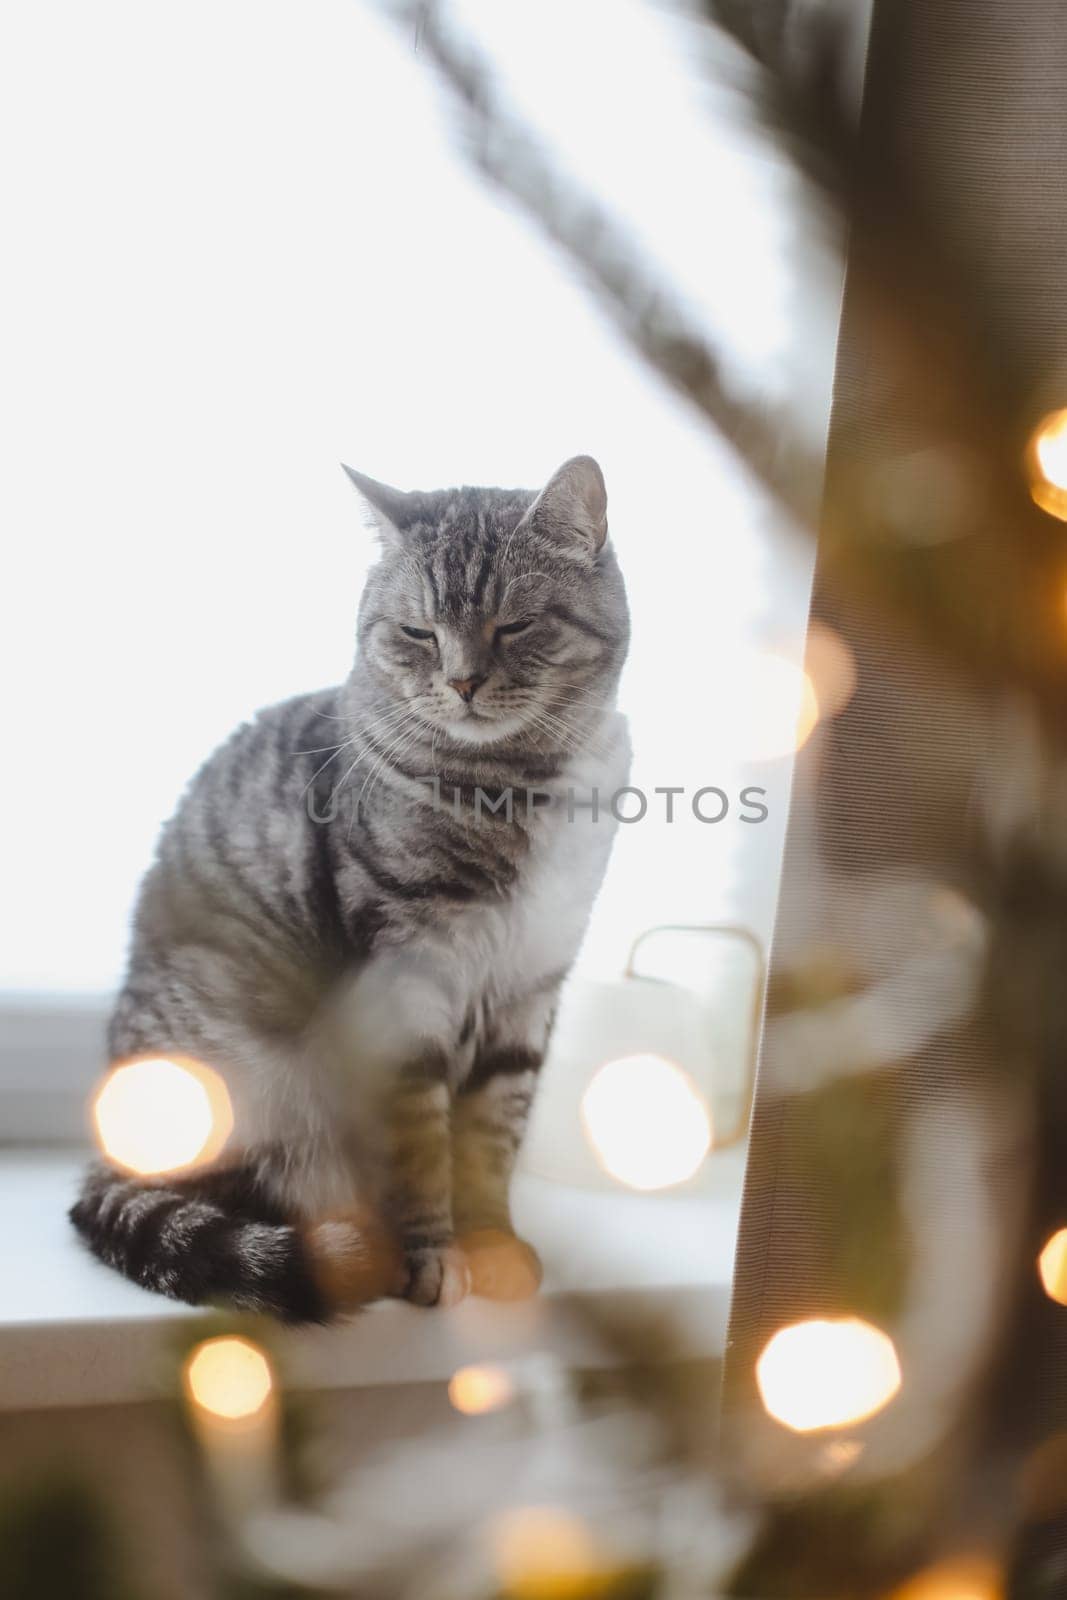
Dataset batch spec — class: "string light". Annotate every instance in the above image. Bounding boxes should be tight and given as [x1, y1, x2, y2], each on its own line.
[887, 1557, 1001, 1600]
[796, 669, 820, 750]
[1038, 1228, 1067, 1305]
[873, 445, 978, 546]
[580, 1053, 712, 1190]
[1027, 407, 1067, 521]
[184, 1336, 274, 1422]
[706, 651, 820, 761]
[448, 1364, 516, 1416]
[92, 1055, 234, 1176]
[488, 1506, 610, 1600]
[804, 623, 857, 719]
[755, 1317, 901, 1432]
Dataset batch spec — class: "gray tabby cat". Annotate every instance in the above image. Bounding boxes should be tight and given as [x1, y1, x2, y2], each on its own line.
[71, 456, 631, 1319]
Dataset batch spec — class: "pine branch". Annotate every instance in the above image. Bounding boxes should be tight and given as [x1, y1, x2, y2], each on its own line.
[390, 0, 823, 525]
[695, 0, 861, 200]
[387, 0, 1067, 724]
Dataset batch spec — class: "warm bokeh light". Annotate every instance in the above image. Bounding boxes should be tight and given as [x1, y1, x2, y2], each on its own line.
[874, 445, 979, 546]
[92, 1055, 234, 1176]
[796, 669, 821, 750]
[756, 1317, 902, 1432]
[448, 1363, 516, 1416]
[706, 651, 820, 761]
[819, 1438, 865, 1476]
[489, 1506, 607, 1600]
[1038, 1228, 1067, 1305]
[888, 1557, 1002, 1600]
[184, 1336, 274, 1422]
[580, 1053, 712, 1191]
[1028, 407, 1067, 521]
[804, 623, 857, 719]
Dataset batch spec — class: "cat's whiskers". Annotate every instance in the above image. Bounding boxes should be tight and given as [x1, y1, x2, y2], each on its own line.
[348, 718, 433, 840]
[542, 687, 618, 715]
[303, 702, 417, 802]
[299, 739, 356, 799]
[369, 720, 433, 810]
[346, 701, 423, 758]
[518, 706, 587, 760]
[521, 700, 611, 760]
[544, 708, 611, 761]
[352, 710, 428, 819]
[498, 570, 551, 605]
[542, 691, 620, 735]
[356, 702, 421, 743]
[324, 716, 407, 815]
[363, 712, 426, 796]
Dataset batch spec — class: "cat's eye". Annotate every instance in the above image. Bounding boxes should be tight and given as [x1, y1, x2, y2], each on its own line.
[401, 625, 435, 641]
[494, 618, 534, 640]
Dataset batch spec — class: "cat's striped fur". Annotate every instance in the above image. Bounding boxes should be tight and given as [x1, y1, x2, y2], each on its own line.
[71, 456, 631, 1318]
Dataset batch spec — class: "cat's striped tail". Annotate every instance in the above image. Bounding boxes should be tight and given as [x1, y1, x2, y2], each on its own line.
[69, 1163, 398, 1323]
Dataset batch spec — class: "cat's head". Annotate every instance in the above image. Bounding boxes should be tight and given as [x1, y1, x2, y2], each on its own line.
[345, 457, 629, 749]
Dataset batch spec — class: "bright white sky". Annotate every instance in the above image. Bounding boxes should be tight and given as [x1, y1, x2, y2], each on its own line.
[0, 0, 838, 992]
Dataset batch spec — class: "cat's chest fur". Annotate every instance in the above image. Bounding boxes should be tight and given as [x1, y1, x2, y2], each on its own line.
[333, 719, 630, 1089]
[411, 727, 629, 1064]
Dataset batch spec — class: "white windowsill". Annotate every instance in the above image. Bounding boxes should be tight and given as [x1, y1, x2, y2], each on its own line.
[0, 1149, 744, 1411]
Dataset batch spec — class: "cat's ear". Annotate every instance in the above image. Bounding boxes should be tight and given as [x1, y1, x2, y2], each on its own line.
[341, 464, 412, 546]
[523, 455, 608, 558]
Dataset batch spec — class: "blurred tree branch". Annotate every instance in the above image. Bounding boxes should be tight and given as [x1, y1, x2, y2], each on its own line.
[390, 0, 823, 524]
[697, 0, 861, 199]
[385, 0, 1067, 719]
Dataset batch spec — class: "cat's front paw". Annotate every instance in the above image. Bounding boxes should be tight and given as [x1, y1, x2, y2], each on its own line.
[459, 1229, 543, 1301]
[402, 1241, 471, 1308]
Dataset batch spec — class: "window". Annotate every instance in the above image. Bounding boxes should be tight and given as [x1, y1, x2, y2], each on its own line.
[1, 0, 840, 1140]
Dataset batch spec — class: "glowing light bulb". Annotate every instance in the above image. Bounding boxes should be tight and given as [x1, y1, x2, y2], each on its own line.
[796, 670, 820, 749]
[1028, 408, 1067, 521]
[756, 1317, 901, 1432]
[804, 623, 857, 719]
[448, 1363, 516, 1416]
[489, 1506, 607, 1600]
[888, 1557, 1001, 1600]
[92, 1055, 233, 1176]
[184, 1336, 274, 1421]
[708, 652, 820, 761]
[1038, 1228, 1067, 1305]
[581, 1053, 712, 1191]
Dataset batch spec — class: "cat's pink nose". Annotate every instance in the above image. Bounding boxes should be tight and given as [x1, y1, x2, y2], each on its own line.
[448, 675, 486, 704]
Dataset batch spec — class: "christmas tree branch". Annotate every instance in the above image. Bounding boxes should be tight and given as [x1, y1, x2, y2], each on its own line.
[387, 0, 1067, 723]
[389, 0, 823, 525]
